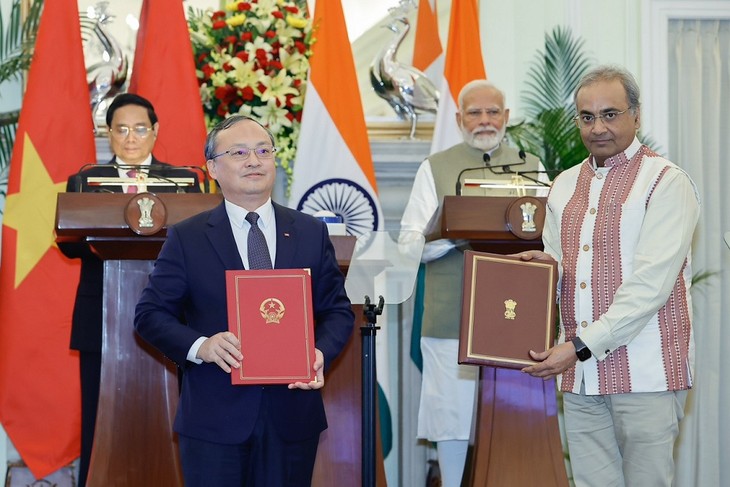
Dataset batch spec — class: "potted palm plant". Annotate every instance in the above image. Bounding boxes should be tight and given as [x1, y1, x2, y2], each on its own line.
[0, 0, 43, 212]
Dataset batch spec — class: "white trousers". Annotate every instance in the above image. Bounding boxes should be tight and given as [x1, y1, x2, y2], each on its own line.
[563, 387, 688, 487]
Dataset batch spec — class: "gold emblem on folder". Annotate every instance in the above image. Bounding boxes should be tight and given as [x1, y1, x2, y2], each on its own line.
[504, 299, 517, 320]
[260, 298, 286, 324]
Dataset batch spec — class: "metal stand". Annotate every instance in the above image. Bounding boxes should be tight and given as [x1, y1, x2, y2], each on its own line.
[361, 295, 383, 487]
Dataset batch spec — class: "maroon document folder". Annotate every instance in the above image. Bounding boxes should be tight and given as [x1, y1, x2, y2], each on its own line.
[458, 251, 558, 369]
[226, 269, 316, 384]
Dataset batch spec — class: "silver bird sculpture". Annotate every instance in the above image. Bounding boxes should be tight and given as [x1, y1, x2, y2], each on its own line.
[370, 3, 439, 139]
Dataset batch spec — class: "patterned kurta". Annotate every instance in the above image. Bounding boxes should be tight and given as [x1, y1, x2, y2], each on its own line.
[543, 138, 700, 395]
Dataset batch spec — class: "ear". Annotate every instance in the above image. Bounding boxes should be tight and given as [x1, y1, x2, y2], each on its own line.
[455, 111, 463, 128]
[152, 122, 160, 138]
[503, 108, 510, 126]
[206, 159, 217, 180]
[633, 107, 641, 131]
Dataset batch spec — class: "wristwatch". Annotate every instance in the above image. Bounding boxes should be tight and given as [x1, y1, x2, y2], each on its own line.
[571, 337, 592, 362]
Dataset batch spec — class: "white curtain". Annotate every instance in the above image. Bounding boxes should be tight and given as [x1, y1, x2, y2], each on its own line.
[668, 19, 730, 487]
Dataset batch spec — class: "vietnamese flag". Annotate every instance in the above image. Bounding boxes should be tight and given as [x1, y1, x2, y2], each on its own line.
[0, 0, 96, 478]
[128, 0, 207, 167]
[430, 0, 486, 153]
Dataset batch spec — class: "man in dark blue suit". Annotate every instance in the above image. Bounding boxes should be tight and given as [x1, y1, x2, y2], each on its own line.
[134, 115, 354, 486]
[60, 93, 200, 487]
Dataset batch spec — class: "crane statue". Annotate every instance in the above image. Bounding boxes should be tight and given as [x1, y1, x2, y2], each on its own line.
[370, 1, 439, 139]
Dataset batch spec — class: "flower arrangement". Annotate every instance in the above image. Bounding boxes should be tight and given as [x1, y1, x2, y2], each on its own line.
[187, 0, 312, 182]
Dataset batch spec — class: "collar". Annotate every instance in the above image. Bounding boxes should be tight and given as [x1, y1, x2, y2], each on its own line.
[225, 198, 274, 229]
[592, 137, 642, 169]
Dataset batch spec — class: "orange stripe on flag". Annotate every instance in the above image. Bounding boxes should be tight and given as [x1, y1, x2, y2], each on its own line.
[0, 0, 95, 478]
[413, 0, 443, 72]
[444, 0, 486, 101]
[309, 0, 377, 192]
[128, 0, 207, 167]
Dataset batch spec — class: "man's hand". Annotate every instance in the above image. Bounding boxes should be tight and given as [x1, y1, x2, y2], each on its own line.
[289, 348, 325, 390]
[521, 342, 578, 379]
[197, 332, 242, 373]
[513, 250, 555, 262]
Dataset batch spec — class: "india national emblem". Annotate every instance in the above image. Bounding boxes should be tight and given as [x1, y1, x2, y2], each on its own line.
[520, 201, 538, 233]
[504, 299, 517, 320]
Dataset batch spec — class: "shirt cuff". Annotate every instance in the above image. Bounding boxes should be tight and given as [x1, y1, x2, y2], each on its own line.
[187, 336, 207, 364]
[579, 319, 616, 362]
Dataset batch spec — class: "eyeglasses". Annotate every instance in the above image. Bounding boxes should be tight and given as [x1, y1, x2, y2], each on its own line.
[210, 145, 278, 161]
[111, 125, 154, 139]
[573, 108, 633, 128]
[463, 108, 503, 121]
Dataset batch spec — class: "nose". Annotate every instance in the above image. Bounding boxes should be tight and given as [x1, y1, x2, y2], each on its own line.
[590, 117, 609, 134]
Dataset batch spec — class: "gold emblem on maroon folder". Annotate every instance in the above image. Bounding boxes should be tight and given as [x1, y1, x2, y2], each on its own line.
[260, 298, 286, 324]
[504, 299, 517, 320]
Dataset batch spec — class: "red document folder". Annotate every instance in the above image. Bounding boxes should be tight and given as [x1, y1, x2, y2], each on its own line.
[226, 269, 316, 385]
[458, 251, 558, 369]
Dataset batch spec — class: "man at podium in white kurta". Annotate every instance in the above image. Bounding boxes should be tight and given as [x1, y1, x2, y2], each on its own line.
[400, 79, 548, 487]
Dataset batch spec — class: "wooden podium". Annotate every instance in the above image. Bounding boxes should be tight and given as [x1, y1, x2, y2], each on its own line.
[437, 196, 568, 487]
[55, 193, 386, 486]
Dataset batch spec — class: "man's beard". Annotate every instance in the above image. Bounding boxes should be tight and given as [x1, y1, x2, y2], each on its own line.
[461, 124, 506, 152]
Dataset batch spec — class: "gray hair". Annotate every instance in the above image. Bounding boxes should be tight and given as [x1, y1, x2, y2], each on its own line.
[204, 115, 276, 160]
[457, 79, 506, 110]
[574, 65, 641, 110]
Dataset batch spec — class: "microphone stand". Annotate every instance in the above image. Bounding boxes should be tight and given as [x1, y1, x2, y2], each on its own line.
[361, 294, 383, 487]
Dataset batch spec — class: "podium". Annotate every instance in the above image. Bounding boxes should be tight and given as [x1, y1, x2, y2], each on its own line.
[56, 193, 222, 486]
[437, 196, 568, 487]
[55, 193, 386, 486]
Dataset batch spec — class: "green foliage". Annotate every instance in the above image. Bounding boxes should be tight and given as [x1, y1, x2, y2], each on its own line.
[0, 0, 43, 207]
[0, 0, 43, 85]
[507, 26, 593, 175]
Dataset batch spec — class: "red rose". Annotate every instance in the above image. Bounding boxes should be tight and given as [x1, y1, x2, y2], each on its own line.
[293, 78, 301, 88]
[269, 60, 283, 71]
[235, 50, 249, 62]
[224, 35, 237, 45]
[241, 31, 253, 42]
[285, 112, 294, 122]
[241, 86, 255, 101]
[257, 82, 267, 94]
[238, 2, 252, 11]
[294, 41, 306, 54]
[285, 94, 294, 107]
[265, 30, 276, 39]
[217, 104, 229, 117]
[255, 49, 268, 61]
[211, 10, 226, 20]
[272, 11, 284, 19]
[222, 62, 234, 72]
[212, 20, 227, 30]
[202, 64, 216, 80]
[284, 6, 299, 14]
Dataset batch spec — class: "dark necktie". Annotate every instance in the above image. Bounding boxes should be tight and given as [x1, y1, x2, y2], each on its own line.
[126, 169, 138, 194]
[245, 212, 273, 270]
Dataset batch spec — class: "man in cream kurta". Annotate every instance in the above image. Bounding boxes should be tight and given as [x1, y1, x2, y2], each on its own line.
[401, 80, 547, 487]
[522, 66, 700, 487]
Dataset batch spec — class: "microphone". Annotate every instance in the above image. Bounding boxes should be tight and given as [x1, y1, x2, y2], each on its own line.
[72, 162, 103, 193]
[111, 163, 186, 193]
[485, 149, 528, 174]
[456, 154, 492, 196]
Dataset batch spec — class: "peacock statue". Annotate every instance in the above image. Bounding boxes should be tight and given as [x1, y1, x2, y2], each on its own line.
[80, 1, 128, 133]
[370, 1, 439, 139]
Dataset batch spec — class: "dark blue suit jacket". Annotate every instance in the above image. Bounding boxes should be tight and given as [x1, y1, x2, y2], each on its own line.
[134, 201, 354, 443]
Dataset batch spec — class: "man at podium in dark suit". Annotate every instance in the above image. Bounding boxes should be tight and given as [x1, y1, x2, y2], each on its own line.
[134, 115, 354, 486]
[400, 80, 548, 487]
[59, 93, 200, 487]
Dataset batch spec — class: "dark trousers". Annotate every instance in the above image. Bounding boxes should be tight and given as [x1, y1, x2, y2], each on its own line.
[178, 393, 320, 487]
[78, 351, 101, 487]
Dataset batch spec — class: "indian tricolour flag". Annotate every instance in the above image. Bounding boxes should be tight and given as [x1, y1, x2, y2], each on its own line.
[430, 0, 486, 153]
[288, 0, 382, 237]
